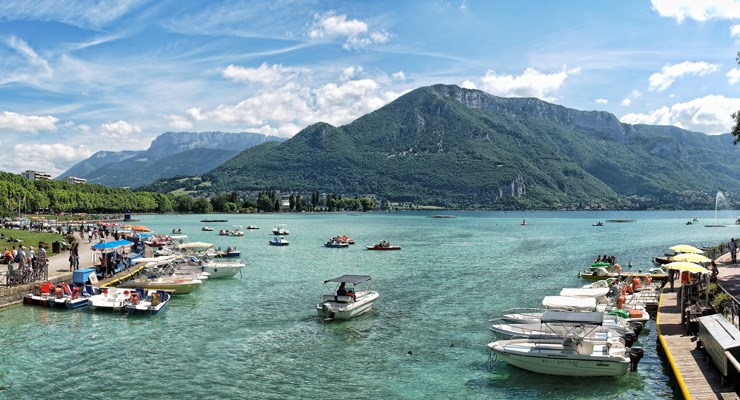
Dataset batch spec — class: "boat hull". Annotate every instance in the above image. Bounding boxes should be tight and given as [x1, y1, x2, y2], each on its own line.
[366, 246, 401, 250]
[488, 340, 631, 377]
[317, 292, 379, 320]
[118, 280, 201, 294]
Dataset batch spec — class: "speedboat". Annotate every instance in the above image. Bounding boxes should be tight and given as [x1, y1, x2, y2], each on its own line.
[269, 236, 289, 246]
[88, 287, 135, 311]
[488, 311, 643, 377]
[247, 225, 259, 230]
[316, 275, 379, 320]
[123, 289, 170, 315]
[367, 241, 401, 250]
[489, 311, 637, 347]
[593, 221, 604, 226]
[325, 240, 349, 248]
[218, 229, 230, 236]
[23, 282, 96, 309]
[202, 226, 214, 231]
[177, 256, 245, 279]
[117, 276, 202, 294]
[272, 224, 289, 235]
[499, 308, 643, 337]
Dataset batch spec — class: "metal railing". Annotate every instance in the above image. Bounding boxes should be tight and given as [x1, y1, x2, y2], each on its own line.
[716, 284, 740, 330]
[0, 263, 48, 287]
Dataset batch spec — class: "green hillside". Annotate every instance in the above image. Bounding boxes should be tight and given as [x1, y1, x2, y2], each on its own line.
[145, 85, 740, 209]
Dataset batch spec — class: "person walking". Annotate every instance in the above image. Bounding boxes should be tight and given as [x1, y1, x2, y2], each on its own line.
[730, 238, 737, 264]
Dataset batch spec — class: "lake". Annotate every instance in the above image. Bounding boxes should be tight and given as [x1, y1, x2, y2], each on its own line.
[1, 210, 738, 399]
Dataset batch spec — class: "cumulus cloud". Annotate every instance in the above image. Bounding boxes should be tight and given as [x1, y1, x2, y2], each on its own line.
[0, 111, 59, 133]
[100, 120, 142, 137]
[169, 63, 405, 137]
[595, 98, 608, 104]
[620, 95, 740, 134]
[222, 63, 302, 85]
[621, 98, 632, 106]
[648, 61, 718, 91]
[309, 11, 390, 49]
[392, 70, 406, 81]
[728, 68, 740, 84]
[167, 114, 193, 130]
[477, 67, 580, 100]
[0, 143, 90, 176]
[461, 80, 477, 89]
[651, 0, 740, 22]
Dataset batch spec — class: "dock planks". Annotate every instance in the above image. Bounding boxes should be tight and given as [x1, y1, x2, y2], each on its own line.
[657, 283, 736, 399]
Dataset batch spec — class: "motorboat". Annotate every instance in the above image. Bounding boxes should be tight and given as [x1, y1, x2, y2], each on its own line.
[489, 311, 637, 347]
[520, 219, 527, 226]
[499, 308, 643, 337]
[269, 236, 289, 246]
[272, 224, 289, 235]
[117, 276, 202, 294]
[214, 247, 241, 258]
[176, 256, 245, 279]
[325, 239, 349, 248]
[334, 235, 355, 245]
[124, 288, 170, 315]
[593, 221, 604, 226]
[247, 225, 259, 230]
[218, 229, 230, 236]
[23, 282, 96, 309]
[316, 275, 379, 320]
[230, 226, 245, 236]
[686, 221, 693, 225]
[488, 311, 643, 377]
[367, 241, 401, 250]
[543, 293, 651, 325]
[201, 226, 214, 231]
[88, 287, 135, 311]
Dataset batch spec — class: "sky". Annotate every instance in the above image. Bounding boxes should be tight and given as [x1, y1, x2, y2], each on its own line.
[0, 0, 739, 177]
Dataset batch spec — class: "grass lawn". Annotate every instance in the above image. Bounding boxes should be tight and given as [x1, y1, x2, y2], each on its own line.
[0, 228, 66, 254]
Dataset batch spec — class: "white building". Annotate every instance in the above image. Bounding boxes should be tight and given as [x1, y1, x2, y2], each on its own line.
[21, 170, 51, 181]
[65, 176, 87, 185]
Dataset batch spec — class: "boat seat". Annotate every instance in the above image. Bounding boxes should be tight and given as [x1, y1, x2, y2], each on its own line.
[322, 294, 352, 303]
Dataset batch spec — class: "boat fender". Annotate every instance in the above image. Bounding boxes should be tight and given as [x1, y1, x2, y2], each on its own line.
[628, 347, 644, 372]
[632, 277, 641, 289]
[617, 293, 626, 309]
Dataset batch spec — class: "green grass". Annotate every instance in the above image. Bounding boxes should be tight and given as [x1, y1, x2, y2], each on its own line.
[0, 228, 66, 254]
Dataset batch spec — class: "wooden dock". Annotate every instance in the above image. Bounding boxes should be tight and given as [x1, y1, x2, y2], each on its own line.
[657, 283, 737, 399]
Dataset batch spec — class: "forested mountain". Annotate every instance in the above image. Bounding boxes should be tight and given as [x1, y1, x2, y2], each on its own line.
[58, 131, 284, 188]
[143, 85, 740, 209]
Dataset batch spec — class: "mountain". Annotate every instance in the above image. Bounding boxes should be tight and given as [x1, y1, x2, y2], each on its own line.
[58, 131, 284, 188]
[145, 85, 740, 209]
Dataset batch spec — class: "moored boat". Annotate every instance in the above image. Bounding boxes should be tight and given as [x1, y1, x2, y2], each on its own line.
[201, 226, 214, 231]
[124, 288, 170, 315]
[272, 224, 289, 235]
[366, 240, 400, 250]
[247, 225, 259, 230]
[269, 236, 289, 246]
[88, 287, 134, 311]
[593, 221, 604, 226]
[23, 282, 96, 309]
[316, 275, 379, 320]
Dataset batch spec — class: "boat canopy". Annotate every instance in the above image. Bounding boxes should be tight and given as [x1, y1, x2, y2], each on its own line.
[540, 311, 604, 325]
[324, 275, 372, 285]
[542, 296, 596, 312]
[559, 287, 610, 298]
[179, 242, 214, 249]
[131, 256, 176, 264]
[91, 239, 133, 250]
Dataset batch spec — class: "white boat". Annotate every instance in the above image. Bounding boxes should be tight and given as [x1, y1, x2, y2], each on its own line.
[543, 294, 651, 325]
[499, 308, 643, 336]
[177, 257, 245, 279]
[488, 311, 644, 377]
[124, 289, 170, 315]
[269, 236, 289, 246]
[489, 311, 637, 347]
[272, 224, 289, 235]
[88, 287, 134, 311]
[316, 275, 379, 320]
[201, 226, 214, 231]
[117, 276, 202, 294]
[230, 226, 245, 236]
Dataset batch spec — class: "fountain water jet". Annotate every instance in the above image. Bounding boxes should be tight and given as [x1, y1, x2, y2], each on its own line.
[706, 191, 728, 227]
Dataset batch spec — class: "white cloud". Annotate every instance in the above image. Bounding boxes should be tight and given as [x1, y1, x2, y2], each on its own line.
[651, 0, 740, 22]
[0, 143, 90, 176]
[167, 114, 193, 130]
[0, 36, 54, 85]
[222, 63, 301, 86]
[170, 64, 405, 137]
[477, 67, 579, 100]
[595, 98, 608, 104]
[461, 80, 477, 89]
[731, 24, 740, 37]
[648, 61, 718, 91]
[392, 70, 406, 81]
[621, 98, 632, 106]
[309, 11, 390, 49]
[100, 120, 142, 137]
[620, 95, 740, 134]
[0, 1, 145, 30]
[728, 68, 740, 84]
[0, 111, 59, 133]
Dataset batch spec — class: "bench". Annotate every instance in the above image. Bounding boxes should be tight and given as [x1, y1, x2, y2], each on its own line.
[698, 314, 740, 385]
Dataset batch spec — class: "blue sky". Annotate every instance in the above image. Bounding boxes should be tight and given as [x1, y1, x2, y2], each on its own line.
[0, 0, 739, 176]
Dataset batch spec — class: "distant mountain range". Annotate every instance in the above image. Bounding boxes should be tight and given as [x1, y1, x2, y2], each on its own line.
[58, 131, 284, 187]
[142, 85, 740, 209]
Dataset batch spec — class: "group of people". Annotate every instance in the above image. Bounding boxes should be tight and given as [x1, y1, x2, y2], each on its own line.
[2, 244, 47, 272]
[595, 255, 618, 265]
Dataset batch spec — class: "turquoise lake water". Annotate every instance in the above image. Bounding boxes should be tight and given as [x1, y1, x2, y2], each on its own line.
[1, 210, 739, 399]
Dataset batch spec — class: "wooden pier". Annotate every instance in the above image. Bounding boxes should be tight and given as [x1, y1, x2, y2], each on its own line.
[657, 282, 737, 399]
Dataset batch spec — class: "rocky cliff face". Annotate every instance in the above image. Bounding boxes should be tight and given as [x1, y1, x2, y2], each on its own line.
[147, 131, 283, 159]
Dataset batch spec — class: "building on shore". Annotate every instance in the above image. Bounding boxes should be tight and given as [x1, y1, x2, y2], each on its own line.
[21, 170, 51, 181]
[64, 176, 87, 185]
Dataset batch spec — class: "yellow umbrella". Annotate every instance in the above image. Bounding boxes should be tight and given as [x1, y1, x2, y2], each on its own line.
[664, 262, 709, 274]
[669, 244, 703, 254]
[670, 253, 712, 263]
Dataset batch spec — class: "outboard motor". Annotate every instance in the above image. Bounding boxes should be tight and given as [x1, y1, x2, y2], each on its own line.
[623, 331, 637, 348]
[631, 322, 644, 337]
[628, 347, 644, 372]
